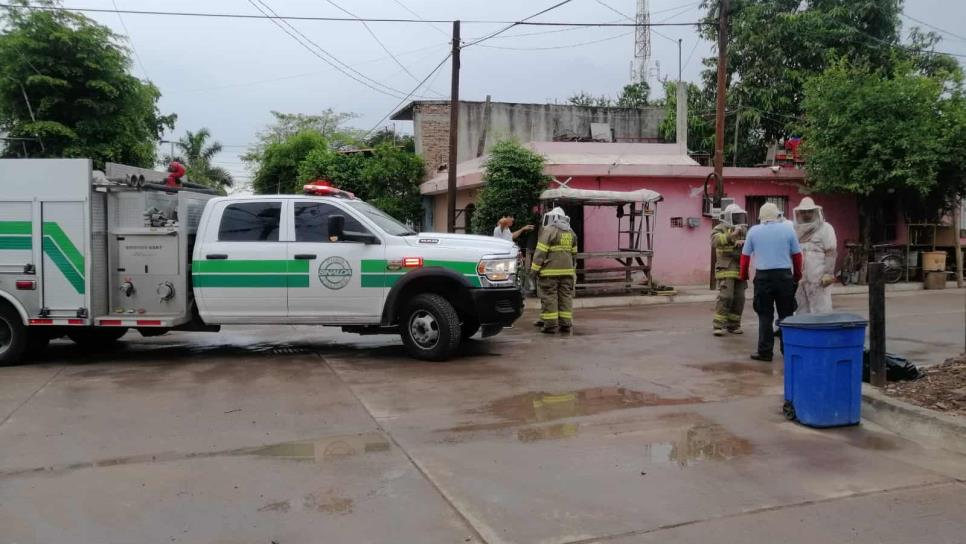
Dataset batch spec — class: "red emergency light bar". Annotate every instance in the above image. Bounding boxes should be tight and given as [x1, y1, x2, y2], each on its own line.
[402, 257, 423, 268]
[303, 179, 356, 199]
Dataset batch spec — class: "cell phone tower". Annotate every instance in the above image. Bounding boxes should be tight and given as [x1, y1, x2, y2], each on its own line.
[632, 0, 651, 84]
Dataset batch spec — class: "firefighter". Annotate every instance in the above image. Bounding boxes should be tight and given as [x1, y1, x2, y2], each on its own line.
[530, 207, 578, 334]
[793, 197, 837, 314]
[712, 204, 749, 336]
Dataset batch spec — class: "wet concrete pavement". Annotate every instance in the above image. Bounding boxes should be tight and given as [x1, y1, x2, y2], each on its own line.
[1, 290, 964, 543]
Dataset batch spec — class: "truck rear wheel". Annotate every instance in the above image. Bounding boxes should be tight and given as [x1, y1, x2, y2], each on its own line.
[0, 305, 27, 366]
[67, 328, 129, 348]
[401, 294, 461, 361]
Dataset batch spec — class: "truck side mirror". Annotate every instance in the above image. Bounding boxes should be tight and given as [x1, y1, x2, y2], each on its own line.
[327, 215, 345, 241]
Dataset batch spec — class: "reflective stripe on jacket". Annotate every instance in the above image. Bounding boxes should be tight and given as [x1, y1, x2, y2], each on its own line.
[531, 225, 578, 277]
[712, 224, 742, 280]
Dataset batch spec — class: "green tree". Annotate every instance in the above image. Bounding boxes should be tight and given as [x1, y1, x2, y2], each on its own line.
[692, 0, 948, 165]
[616, 81, 650, 107]
[162, 128, 233, 189]
[244, 109, 362, 163]
[298, 143, 424, 225]
[251, 131, 328, 194]
[471, 140, 549, 235]
[0, 2, 175, 167]
[802, 59, 966, 246]
[567, 91, 613, 107]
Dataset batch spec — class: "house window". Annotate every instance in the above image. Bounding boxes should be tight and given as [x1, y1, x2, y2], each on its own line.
[745, 196, 788, 221]
[670, 217, 684, 228]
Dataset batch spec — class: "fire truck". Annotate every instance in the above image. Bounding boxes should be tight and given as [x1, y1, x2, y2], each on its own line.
[0, 159, 523, 363]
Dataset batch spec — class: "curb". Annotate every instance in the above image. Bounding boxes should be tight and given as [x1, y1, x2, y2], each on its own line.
[861, 384, 966, 455]
[524, 284, 964, 311]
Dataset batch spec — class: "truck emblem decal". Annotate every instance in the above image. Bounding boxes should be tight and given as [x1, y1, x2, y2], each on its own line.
[419, 238, 439, 244]
[318, 256, 352, 290]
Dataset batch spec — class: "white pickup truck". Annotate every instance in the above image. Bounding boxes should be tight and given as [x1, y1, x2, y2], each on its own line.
[0, 159, 523, 363]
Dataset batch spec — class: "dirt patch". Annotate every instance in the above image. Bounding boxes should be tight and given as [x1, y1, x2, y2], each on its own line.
[884, 354, 966, 416]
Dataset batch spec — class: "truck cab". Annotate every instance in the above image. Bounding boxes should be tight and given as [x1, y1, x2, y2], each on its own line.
[191, 195, 523, 360]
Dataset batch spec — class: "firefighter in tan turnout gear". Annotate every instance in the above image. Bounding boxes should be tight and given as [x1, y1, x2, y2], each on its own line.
[530, 207, 578, 334]
[712, 204, 749, 336]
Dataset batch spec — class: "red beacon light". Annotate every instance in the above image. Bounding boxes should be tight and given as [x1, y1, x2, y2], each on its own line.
[303, 179, 356, 199]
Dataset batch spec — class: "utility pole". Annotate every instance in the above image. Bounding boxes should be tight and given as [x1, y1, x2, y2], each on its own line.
[709, 0, 730, 289]
[868, 262, 886, 387]
[713, 0, 729, 205]
[446, 20, 461, 234]
[732, 95, 741, 167]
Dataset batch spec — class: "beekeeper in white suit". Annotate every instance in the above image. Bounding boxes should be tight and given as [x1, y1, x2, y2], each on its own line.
[793, 197, 837, 313]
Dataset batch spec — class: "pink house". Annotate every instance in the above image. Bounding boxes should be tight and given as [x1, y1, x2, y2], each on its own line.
[420, 142, 863, 287]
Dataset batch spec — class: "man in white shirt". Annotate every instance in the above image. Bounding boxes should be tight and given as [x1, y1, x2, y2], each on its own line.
[492, 214, 534, 241]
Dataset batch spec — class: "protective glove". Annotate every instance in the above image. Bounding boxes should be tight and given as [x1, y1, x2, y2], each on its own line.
[820, 274, 836, 287]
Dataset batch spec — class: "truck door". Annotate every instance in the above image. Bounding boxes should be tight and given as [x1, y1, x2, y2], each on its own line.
[40, 202, 87, 315]
[192, 200, 288, 321]
[287, 201, 386, 320]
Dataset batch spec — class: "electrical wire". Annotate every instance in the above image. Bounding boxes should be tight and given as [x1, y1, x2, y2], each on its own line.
[246, 0, 431, 99]
[324, 0, 424, 86]
[167, 42, 449, 95]
[462, 0, 577, 49]
[900, 13, 966, 43]
[365, 53, 452, 136]
[0, 3, 706, 27]
[389, 0, 450, 38]
[477, 30, 633, 51]
[110, 0, 151, 81]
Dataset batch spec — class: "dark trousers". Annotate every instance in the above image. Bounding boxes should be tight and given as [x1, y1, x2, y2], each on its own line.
[753, 269, 797, 355]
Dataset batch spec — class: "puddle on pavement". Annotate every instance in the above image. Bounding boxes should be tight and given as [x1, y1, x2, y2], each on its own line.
[250, 432, 390, 462]
[688, 361, 784, 399]
[0, 432, 390, 478]
[513, 412, 753, 467]
[446, 387, 704, 433]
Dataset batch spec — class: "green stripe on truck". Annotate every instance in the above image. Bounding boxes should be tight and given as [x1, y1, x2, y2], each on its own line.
[192, 259, 310, 273]
[0, 236, 31, 250]
[192, 274, 310, 288]
[43, 237, 85, 293]
[0, 221, 31, 235]
[43, 222, 84, 275]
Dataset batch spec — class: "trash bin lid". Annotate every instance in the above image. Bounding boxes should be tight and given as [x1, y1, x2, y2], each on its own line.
[780, 313, 868, 329]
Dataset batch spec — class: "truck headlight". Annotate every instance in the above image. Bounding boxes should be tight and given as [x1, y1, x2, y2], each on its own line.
[477, 258, 517, 283]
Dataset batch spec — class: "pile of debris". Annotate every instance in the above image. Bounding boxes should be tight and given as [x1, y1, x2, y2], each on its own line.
[884, 354, 966, 416]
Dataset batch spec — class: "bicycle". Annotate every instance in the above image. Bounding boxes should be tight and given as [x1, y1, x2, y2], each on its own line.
[839, 242, 904, 285]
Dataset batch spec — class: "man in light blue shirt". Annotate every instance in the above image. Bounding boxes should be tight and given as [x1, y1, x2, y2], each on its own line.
[739, 203, 803, 362]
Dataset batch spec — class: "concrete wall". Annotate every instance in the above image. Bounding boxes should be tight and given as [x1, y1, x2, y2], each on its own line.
[413, 101, 667, 176]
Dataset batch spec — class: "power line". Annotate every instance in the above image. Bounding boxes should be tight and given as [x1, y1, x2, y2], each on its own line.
[593, 0, 679, 44]
[366, 53, 452, 136]
[324, 0, 424, 87]
[110, 0, 151, 81]
[389, 0, 450, 38]
[463, 0, 577, 49]
[0, 3, 706, 27]
[246, 0, 430, 99]
[478, 30, 633, 51]
[166, 42, 449, 95]
[900, 13, 966, 43]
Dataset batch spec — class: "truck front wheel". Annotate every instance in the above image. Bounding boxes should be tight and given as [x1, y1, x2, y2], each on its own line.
[0, 305, 27, 366]
[400, 294, 461, 361]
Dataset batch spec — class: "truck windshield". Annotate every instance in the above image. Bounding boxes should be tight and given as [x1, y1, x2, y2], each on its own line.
[345, 200, 416, 236]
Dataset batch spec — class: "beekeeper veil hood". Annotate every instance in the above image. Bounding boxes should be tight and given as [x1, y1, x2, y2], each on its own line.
[721, 203, 748, 227]
[545, 206, 572, 231]
[793, 197, 824, 240]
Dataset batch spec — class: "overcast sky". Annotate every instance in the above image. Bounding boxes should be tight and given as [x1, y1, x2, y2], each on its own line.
[59, 0, 966, 190]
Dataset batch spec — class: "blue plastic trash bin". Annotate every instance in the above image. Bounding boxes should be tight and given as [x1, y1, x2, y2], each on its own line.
[779, 313, 868, 428]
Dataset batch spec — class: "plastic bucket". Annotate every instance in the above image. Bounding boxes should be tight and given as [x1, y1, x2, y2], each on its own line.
[921, 251, 947, 272]
[780, 313, 868, 428]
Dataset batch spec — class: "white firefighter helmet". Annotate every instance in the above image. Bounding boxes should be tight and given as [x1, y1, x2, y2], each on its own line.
[759, 202, 780, 223]
[721, 203, 748, 227]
